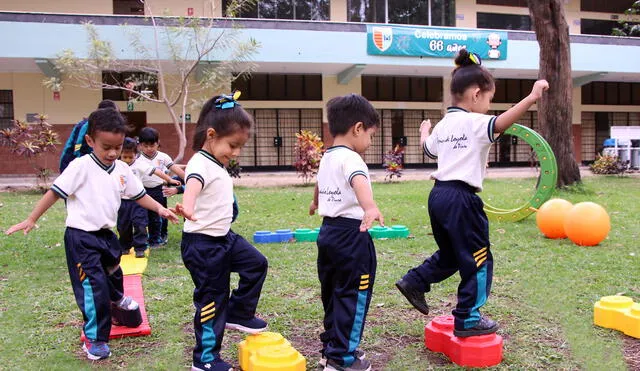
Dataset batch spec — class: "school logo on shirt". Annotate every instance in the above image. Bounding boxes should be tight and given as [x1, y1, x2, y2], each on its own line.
[372, 27, 393, 52]
[319, 187, 342, 202]
[438, 133, 468, 149]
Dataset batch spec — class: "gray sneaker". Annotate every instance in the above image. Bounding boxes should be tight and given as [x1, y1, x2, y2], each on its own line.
[324, 358, 371, 371]
[113, 296, 139, 311]
[318, 349, 365, 369]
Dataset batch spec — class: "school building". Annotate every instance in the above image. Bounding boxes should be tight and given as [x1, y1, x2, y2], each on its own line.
[1, 0, 639, 174]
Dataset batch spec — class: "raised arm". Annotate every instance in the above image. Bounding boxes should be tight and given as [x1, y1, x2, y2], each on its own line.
[494, 80, 549, 133]
[5, 190, 60, 235]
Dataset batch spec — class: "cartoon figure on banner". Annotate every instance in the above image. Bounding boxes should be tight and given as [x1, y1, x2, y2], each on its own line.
[487, 33, 502, 59]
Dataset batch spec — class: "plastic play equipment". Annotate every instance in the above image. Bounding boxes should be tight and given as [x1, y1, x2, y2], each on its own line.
[594, 296, 640, 339]
[535, 198, 573, 239]
[368, 225, 410, 239]
[424, 315, 503, 367]
[564, 202, 611, 246]
[254, 225, 411, 243]
[483, 124, 558, 222]
[238, 332, 306, 371]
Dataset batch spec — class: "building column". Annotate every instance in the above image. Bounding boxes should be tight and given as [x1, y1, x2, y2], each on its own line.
[330, 0, 347, 22]
[572, 86, 583, 163]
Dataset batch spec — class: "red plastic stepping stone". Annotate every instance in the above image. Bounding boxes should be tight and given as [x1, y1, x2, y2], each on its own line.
[424, 315, 503, 367]
[80, 274, 151, 341]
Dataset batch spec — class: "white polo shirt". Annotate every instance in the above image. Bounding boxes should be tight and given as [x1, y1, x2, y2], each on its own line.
[317, 145, 370, 220]
[424, 107, 497, 192]
[136, 150, 175, 188]
[183, 150, 234, 237]
[51, 153, 146, 231]
[122, 159, 155, 200]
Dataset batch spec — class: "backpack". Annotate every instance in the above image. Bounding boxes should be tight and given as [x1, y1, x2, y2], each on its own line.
[59, 119, 91, 172]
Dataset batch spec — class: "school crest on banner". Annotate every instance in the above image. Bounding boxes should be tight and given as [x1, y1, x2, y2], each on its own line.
[372, 27, 393, 52]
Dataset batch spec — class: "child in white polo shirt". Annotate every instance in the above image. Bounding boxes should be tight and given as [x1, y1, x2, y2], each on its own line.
[396, 49, 548, 338]
[309, 94, 383, 371]
[6, 108, 179, 360]
[136, 127, 185, 247]
[173, 92, 268, 371]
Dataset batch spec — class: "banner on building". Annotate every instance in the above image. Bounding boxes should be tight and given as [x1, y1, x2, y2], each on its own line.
[367, 25, 508, 60]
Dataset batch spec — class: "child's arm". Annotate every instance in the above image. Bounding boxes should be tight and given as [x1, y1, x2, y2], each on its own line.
[172, 178, 203, 221]
[352, 175, 384, 232]
[494, 80, 549, 133]
[5, 190, 60, 235]
[309, 183, 319, 216]
[419, 119, 432, 147]
[135, 194, 182, 223]
[152, 169, 181, 186]
[168, 164, 186, 180]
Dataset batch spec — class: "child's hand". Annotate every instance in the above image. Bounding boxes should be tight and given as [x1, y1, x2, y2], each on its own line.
[360, 207, 384, 232]
[420, 119, 432, 136]
[530, 80, 549, 100]
[158, 207, 180, 224]
[163, 186, 179, 197]
[5, 218, 36, 235]
[169, 179, 181, 187]
[309, 200, 318, 216]
[170, 203, 197, 221]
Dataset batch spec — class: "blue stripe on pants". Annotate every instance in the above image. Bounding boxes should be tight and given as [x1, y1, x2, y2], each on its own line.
[464, 264, 487, 328]
[82, 279, 98, 340]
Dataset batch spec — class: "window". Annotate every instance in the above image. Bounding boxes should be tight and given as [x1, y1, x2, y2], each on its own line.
[582, 81, 640, 105]
[102, 71, 158, 101]
[232, 74, 322, 100]
[0, 90, 13, 129]
[361, 75, 442, 102]
[223, 0, 330, 21]
[580, 19, 621, 36]
[477, 12, 531, 30]
[477, 0, 528, 6]
[580, 0, 633, 13]
[113, 0, 144, 15]
[348, 0, 455, 26]
[492, 79, 535, 103]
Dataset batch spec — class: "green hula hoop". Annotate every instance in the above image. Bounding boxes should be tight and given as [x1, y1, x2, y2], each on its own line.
[483, 124, 557, 222]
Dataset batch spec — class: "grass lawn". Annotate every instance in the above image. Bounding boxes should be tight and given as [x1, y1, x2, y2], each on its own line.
[1, 176, 639, 370]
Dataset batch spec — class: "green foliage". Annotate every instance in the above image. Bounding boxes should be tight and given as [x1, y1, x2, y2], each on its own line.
[612, 0, 640, 37]
[227, 158, 242, 178]
[590, 154, 627, 175]
[293, 130, 324, 184]
[0, 115, 59, 159]
[1, 177, 639, 369]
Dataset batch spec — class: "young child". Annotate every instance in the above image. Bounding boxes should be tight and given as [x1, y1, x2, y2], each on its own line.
[309, 94, 383, 371]
[136, 127, 186, 247]
[395, 49, 549, 337]
[173, 92, 268, 371]
[5, 108, 179, 360]
[118, 137, 180, 258]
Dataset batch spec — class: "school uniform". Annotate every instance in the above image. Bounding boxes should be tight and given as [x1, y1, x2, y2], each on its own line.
[136, 150, 173, 244]
[316, 145, 376, 367]
[181, 150, 267, 366]
[117, 159, 154, 253]
[51, 153, 146, 342]
[403, 106, 496, 331]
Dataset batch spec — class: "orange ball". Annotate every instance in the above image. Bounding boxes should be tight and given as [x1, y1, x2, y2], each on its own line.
[536, 198, 573, 239]
[564, 202, 611, 246]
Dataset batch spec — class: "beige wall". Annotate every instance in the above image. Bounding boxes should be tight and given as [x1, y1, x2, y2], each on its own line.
[0, 0, 112, 14]
[330, 0, 347, 23]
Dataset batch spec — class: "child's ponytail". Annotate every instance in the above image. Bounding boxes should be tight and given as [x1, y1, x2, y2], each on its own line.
[192, 91, 253, 151]
[450, 49, 494, 100]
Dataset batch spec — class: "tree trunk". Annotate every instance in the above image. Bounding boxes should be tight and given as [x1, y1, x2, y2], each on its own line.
[528, 0, 581, 187]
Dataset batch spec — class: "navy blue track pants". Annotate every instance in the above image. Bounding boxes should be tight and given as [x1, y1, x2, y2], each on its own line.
[402, 180, 493, 330]
[181, 230, 268, 365]
[145, 185, 166, 244]
[317, 217, 376, 367]
[117, 199, 148, 252]
[64, 227, 124, 342]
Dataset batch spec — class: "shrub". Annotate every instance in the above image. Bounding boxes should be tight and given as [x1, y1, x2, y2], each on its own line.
[293, 130, 324, 184]
[590, 153, 627, 175]
[383, 145, 404, 181]
[0, 115, 59, 188]
[227, 158, 242, 178]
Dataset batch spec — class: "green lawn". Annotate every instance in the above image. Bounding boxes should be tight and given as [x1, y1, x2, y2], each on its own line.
[1, 176, 639, 370]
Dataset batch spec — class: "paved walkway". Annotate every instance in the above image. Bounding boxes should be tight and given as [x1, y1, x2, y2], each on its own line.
[0, 166, 600, 191]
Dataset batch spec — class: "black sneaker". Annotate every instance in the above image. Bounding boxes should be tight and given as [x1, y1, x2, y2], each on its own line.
[324, 358, 371, 371]
[225, 316, 267, 334]
[395, 279, 429, 315]
[191, 358, 233, 371]
[453, 316, 499, 337]
[318, 349, 365, 369]
[135, 249, 146, 258]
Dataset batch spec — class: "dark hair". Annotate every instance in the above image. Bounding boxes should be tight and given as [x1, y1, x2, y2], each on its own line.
[122, 137, 138, 153]
[326, 94, 380, 137]
[192, 95, 253, 151]
[138, 127, 159, 144]
[97, 100, 117, 110]
[451, 49, 495, 102]
[87, 108, 126, 138]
